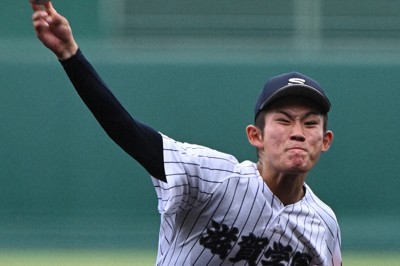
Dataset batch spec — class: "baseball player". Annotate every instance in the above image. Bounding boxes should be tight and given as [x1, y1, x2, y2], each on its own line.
[32, 2, 341, 265]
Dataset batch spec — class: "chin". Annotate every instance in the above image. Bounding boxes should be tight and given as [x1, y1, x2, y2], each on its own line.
[285, 159, 313, 173]
[285, 164, 310, 174]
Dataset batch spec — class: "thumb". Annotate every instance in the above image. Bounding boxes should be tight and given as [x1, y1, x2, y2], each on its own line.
[45, 2, 67, 28]
[44, 2, 57, 17]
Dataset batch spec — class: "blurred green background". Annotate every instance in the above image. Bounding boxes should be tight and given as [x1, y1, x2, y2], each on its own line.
[1, 0, 399, 264]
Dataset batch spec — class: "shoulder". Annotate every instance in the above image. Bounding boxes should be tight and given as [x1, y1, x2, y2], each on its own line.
[303, 184, 340, 237]
[161, 134, 240, 165]
[160, 134, 260, 185]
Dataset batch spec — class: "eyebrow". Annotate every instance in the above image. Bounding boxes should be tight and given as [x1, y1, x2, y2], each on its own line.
[276, 110, 321, 120]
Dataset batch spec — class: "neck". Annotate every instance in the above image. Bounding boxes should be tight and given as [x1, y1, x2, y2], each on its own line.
[257, 161, 306, 205]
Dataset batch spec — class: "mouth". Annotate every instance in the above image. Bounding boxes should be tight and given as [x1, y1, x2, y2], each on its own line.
[287, 147, 307, 152]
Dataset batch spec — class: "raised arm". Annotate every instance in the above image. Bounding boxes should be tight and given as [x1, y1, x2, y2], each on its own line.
[31, 2, 166, 181]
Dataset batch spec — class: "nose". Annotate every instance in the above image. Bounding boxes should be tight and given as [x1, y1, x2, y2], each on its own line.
[289, 122, 305, 142]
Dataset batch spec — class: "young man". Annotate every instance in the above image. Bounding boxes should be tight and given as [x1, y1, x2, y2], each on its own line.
[32, 2, 341, 265]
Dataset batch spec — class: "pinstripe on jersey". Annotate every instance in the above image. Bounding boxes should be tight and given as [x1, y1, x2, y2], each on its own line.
[151, 135, 341, 266]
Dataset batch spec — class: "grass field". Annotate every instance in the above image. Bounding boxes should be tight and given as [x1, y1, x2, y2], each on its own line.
[0, 250, 156, 266]
[0, 250, 398, 266]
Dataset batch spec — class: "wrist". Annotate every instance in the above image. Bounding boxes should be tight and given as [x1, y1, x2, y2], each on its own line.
[57, 42, 79, 61]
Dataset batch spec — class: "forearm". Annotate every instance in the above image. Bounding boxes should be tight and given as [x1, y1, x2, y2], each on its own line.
[60, 49, 166, 181]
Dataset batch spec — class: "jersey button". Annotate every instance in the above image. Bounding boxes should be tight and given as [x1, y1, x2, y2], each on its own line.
[274, 224, 284, 234]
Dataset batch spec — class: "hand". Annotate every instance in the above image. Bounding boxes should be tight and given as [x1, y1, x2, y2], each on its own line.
[31, 2, 78, 60]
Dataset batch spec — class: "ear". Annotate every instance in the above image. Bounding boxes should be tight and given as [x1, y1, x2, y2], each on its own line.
[246, 125, 264, 149]
[321, 130, 334, 152]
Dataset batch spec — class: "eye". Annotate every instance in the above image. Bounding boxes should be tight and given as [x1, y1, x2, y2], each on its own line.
[276, 118, 291, 124]
[304, 120, 319, 127]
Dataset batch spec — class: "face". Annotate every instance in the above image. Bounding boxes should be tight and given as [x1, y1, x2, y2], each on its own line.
[248, 97, 333, 175]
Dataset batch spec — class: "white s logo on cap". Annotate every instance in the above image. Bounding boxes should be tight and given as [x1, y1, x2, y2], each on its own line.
[288, 78, 306, 85]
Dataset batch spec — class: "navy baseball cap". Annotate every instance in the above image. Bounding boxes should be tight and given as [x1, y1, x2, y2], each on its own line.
[254, 72, 331, 120]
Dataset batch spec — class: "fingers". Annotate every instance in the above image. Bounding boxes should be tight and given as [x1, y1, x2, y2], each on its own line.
[31, 1, 51, 27]
[44, 2, 57, 16]
[30, 1, 48, 11]
[31, 1, 56, 19]
[32, 11, 51, 31]
[32, 7, 52, 26]
[31, 4, 40, 12]
[32, 2, 65, 30]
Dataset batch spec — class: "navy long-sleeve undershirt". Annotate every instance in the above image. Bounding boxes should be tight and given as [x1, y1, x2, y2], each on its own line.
[60, 49, 166, 182]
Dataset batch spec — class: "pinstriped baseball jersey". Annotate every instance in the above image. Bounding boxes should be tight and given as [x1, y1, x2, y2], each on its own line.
[152, 135, 341, 266]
